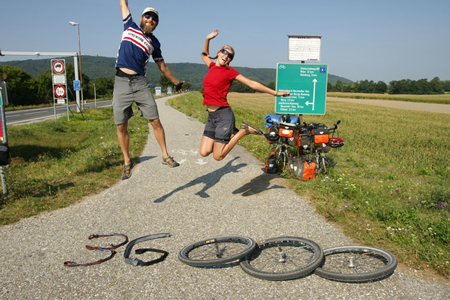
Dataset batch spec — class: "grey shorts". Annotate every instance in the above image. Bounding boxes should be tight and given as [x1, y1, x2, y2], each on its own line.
[203, 106, 236, 143]
[112, 75, 159, 125]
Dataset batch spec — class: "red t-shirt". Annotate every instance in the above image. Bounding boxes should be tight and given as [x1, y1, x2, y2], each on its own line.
[202, 62, 240, 107]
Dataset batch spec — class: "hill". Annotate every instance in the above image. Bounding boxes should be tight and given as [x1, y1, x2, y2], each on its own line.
[0, 55, 353, 90]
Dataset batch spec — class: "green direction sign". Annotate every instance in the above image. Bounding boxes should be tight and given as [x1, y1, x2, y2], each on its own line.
[275, 63, 328, 115]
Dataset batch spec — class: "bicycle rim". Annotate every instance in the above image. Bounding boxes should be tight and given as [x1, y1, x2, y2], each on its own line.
[240, 236, 323, 281]
[178, 236, 256, 267]
[314, 245, 398, 282]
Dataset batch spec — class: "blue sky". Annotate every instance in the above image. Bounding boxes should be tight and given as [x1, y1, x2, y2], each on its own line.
[1, 0, 449, 83]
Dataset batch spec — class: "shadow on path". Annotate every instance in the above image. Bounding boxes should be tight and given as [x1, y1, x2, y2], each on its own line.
[232, 173, 286, 197]
[154, 157, 246, 203]
[137, 155, 157, 164]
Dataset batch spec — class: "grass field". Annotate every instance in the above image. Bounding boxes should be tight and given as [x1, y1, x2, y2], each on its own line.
[170, 92, 450, 279]
[0, 106, 148, 224]
[1, 92, 450, 279]
[327, 92, 450, 104]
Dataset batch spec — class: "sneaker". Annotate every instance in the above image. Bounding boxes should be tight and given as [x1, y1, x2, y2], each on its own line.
[122, 162, 134, 180]
[162, 156, 180, 168]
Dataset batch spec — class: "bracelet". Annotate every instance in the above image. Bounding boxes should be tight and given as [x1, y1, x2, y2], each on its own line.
[274, 91, 277, 96]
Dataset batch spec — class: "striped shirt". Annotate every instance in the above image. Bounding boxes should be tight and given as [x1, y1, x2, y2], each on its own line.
[115, 14, 163, 76]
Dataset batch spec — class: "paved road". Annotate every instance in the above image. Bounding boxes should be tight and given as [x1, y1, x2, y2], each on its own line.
[5, 100, 113, 125]
[0, 95, 449, 299]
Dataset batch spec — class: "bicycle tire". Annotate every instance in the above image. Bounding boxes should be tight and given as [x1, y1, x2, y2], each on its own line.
[239, 236, 323, 281]
[276, 147, 288, 171]
[178, 236, 256, 267]
[314, 245, 398, 282]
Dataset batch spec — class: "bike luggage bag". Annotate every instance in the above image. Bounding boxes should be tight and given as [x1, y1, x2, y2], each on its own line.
[264, 113, 300, 128]
[302, 161, 316, 180]
[264, 113, 281, 128]
[311, 124, 330, 144]
[288, 156, 316, 181]
[314, 134, 329, 144]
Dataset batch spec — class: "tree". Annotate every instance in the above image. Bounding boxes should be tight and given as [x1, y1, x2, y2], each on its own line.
[429, 77, 444, 94]
[182, 82, 192, 91]
[415, 79, 430, 94]
[343, 83, 354, 92]
[229, 76, 260, 93]
[334, 80, 343, 92]
[375, 81, 388, 94]
[157, 74, 173, 91]
[0, 65, 37, 106]
[36, 69, 53, 104]
[327, 82, 333, 92]
[92, 77, 115, 98]
[266, 81, 276, 90]
[442, 80, 450, 92]
[389, 79, 411, 94]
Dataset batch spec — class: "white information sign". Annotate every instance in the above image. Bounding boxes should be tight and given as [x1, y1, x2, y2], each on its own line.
[53, 75, 66, 85]
[288, 35, 321, 62]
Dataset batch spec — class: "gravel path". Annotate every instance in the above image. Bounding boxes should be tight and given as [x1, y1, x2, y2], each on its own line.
[1, 95, 449, 299]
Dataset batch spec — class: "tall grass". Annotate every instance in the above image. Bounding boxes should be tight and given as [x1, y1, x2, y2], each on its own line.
[0, 106, 148, 224]
[169, 92, 450, 278]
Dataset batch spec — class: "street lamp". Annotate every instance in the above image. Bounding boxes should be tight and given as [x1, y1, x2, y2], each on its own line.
[69, 21, 84, 110]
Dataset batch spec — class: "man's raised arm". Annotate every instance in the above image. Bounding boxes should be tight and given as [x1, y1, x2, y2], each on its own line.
[119, 0, 131, 19]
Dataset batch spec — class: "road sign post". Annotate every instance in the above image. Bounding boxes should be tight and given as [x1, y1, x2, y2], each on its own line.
[275, 63, 328, 115]
[0, 79, 10, 198]
[51, 59, 69, 119]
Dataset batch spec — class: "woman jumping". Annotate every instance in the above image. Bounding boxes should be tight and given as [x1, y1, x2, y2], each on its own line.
[200, 29, 290, 161]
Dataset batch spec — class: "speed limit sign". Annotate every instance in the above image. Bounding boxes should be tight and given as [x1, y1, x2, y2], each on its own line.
[54, 85, 66, 98]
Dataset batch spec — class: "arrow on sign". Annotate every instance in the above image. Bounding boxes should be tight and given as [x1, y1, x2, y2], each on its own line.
[312, 79, 317, 111]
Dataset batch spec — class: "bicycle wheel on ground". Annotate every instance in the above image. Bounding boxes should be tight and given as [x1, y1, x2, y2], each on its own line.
[314, 245, 398, 283]
[178, 236, 256, 267]
[239, 236, 323, 281]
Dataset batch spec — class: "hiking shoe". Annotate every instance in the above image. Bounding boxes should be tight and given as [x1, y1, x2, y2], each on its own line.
[162, 156, 180, 168]
[241, 121, 263, 135]
[122, 162, 134, 180]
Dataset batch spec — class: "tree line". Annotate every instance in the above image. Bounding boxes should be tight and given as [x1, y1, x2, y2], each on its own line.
[1, 62, 448, 107]
[0, 64, 276, 107]
[0, 64, 115, 107]
[0, 64, 192, 107]
[328, 77, 449, 94]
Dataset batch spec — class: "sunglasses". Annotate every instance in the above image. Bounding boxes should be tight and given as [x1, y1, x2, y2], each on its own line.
[143, 13, 158, 22]
[220, 49, 234, 59]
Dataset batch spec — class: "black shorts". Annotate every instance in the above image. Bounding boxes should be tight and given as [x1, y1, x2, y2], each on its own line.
[203, 106, 236, 143]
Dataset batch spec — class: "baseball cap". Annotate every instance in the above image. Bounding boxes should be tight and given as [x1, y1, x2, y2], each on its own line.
[142, 7, 158, 16]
